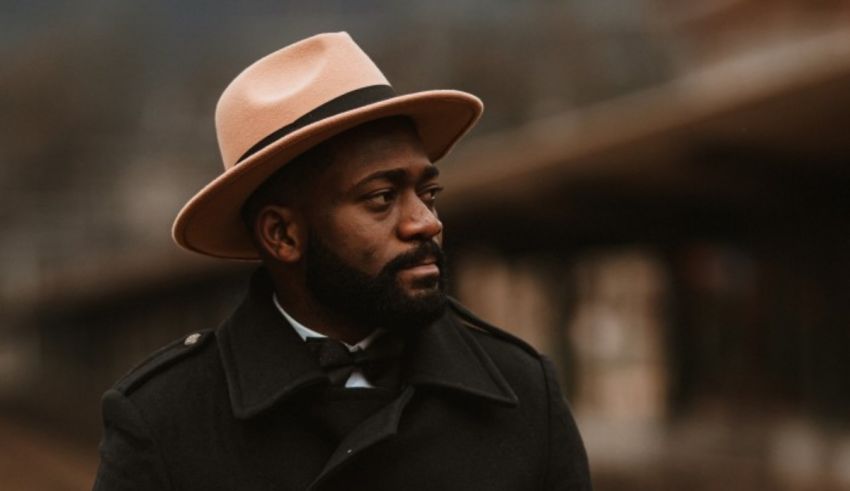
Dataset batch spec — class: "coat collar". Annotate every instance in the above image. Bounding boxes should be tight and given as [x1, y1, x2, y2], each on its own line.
[404, 300, 518, 407]
[217, 269, 517, 419]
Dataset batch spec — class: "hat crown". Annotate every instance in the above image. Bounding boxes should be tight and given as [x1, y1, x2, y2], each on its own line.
[215, 32, 389, 169]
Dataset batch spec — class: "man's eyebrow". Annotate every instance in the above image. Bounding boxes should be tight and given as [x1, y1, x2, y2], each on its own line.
[354, 165, 440, 188]
[422, 165, 440, 180]
[354, 168, 407, 188]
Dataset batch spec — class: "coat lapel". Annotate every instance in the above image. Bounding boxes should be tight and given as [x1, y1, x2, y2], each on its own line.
[404, 302, 519, 407]
[308, 386, 415, 490]
[216, 270, 328, 419]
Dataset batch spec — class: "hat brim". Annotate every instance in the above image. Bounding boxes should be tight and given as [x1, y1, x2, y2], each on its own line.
[172, 89, 483, 260]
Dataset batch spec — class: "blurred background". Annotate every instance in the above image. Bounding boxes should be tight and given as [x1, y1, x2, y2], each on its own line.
[2, 0, 850, 489]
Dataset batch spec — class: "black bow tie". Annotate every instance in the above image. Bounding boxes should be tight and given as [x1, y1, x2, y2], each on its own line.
[305, 333, 404, 388]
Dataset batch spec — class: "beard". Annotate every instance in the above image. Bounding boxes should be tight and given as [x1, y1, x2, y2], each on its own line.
[304, 233, 448, 332]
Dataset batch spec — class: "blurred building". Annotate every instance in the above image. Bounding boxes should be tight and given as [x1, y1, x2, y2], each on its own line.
[438, 3, 850, 488]
[1, 1, 850, 490]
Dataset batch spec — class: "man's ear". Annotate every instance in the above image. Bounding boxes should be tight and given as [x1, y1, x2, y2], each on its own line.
[255, 205, 305, 263]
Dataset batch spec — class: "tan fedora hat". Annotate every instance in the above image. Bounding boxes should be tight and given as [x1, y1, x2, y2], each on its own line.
[172, 31, 483, 259]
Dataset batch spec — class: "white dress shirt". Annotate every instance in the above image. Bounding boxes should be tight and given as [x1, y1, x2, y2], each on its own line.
[273, 294, 382, 388]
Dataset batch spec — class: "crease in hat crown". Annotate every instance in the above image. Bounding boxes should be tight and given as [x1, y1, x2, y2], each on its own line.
[172, 31, 483, 259]
[215, 32, 390, 170]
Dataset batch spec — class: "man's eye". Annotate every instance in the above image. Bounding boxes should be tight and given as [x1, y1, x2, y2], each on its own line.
[365, 190, 396, 207]
[421, 187, 443, 205]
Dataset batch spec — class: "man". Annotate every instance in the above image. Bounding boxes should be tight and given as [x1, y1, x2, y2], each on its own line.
[94, 32, 591, 490]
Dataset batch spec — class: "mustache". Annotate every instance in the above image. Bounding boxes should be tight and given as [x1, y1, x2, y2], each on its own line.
[381, 241, 445, 276]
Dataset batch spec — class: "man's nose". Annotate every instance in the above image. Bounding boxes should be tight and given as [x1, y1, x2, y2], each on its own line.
[397, 194, 443, 241]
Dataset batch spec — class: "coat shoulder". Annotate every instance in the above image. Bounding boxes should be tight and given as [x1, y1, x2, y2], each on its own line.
[113, 329, 216, 396]
[448, 297, 541, 361]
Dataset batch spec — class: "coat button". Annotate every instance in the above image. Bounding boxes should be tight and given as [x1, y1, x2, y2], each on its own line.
[184, 333, 202, 346]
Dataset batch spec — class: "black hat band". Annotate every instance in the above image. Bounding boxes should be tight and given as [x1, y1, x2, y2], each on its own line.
[236, 84, 396, 164]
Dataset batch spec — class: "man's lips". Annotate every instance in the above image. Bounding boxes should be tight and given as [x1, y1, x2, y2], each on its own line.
[399, 257, 439, 276]
[403, 263, 440, 276]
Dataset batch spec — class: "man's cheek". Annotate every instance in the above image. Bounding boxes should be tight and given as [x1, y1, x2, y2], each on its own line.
[358, 247, 381, 271]
[338, 247, 386, 280]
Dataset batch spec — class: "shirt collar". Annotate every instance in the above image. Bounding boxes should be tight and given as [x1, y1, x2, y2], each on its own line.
[217, 268, 518, 419]
[271, 293, 383, 352]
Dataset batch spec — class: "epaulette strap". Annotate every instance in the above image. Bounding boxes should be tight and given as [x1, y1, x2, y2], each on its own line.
[115, 329, 213, 394]
[447, 297, 540, 358]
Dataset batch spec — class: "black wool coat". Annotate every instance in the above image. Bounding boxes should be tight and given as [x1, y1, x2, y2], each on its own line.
[93, 271, 592, 490]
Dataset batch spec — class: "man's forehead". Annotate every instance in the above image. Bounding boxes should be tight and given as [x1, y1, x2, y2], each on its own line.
[323, 118, 431, 176]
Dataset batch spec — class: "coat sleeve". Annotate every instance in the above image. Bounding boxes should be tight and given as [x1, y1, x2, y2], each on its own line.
[540, 356, 592, 490]
[92, 388, 172, 491]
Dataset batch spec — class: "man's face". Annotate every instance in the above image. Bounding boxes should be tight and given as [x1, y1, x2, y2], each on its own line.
[300, 119, 447, 330]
